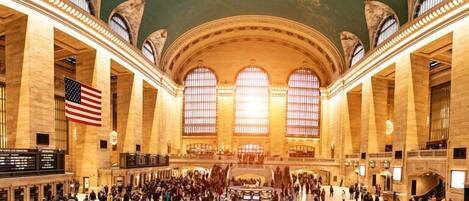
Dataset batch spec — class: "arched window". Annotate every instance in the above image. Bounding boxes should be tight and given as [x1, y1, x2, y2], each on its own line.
[375, 16, 398, 46]
[286, 69, 320, 137]
[235, 67, 269, 135]
[69, 0, 94, 15]
[415, 0, 443, 17]
[142, 41, 156, 64]
[350, 43, 365, 66]
[109, 14, 131, 43]
[183, 68, 217, 135]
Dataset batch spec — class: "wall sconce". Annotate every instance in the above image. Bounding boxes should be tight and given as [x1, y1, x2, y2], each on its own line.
[110, 130, 118, 145]
[386, 120, 394, 135]
[369, 160, 376, 168]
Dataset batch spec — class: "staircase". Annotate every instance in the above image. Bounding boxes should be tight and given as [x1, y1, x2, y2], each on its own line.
[413, 180, 445, 201]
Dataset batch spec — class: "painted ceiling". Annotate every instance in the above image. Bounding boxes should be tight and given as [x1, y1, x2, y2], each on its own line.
[100, 0, 408, 53]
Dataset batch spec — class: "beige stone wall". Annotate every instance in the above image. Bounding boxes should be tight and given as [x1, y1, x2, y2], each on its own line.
[5, 15, 56, 149]
[446, 19, 469, 201]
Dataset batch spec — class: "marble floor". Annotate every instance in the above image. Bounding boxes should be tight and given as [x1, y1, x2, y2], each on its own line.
[298, 186, 383, 201]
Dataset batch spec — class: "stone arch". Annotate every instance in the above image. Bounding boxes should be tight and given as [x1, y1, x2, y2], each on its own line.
[109, 0, 146, 46]
[340, 31, 365, 70]
[364, 1, 400, 49]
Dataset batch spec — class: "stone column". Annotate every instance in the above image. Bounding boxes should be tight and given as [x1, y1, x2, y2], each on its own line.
[269, 89, 286, 156]
[5, 15, 55, 148]
[116, 73, 143, 153]
[74, 49, 111, 190]
[446, 20, 469, 201]
[216, 90, 234, 154]
[361, 77, 388, 153]
[392, 53, 429, 196]
[346, 91, 361, 154]
[142, 86, 158, 154]
[393, 54, 429, 151]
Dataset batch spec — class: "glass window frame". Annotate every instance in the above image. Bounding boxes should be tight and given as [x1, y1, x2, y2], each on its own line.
[234, 67, 270, 136]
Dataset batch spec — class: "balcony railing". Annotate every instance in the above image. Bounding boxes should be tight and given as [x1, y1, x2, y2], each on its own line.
[345, 153, 360, 159]
[368, 152, 393, 159]
[407, 149, 447, 159]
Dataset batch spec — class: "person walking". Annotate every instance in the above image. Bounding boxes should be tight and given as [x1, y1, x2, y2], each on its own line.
[341, 190, 346, 201]
[329, 186, 334, 197]
[321, 189, 326, 201]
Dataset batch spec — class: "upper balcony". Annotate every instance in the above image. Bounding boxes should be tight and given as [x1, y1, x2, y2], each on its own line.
[407, 149, 447, 160]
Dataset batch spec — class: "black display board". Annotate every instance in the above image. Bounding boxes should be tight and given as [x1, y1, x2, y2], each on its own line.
[0, 149, 65, 178]
[120, 153, 169, 169]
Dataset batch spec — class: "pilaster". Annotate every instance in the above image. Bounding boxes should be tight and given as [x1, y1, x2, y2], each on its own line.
[5, 15, 55, 148]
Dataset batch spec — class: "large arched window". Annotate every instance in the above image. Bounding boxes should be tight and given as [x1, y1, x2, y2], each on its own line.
[415, 0, 443, 18]
[142, 41, 156, 64]
[183, 68, 217, 135]
[109, 14, 131, 43]
[286, 69, 320, 137]
[69, 0, 94, 15]
[375, 16, 398, 46]
[235, 67, 269, 135]
[350, 43, 365, 66]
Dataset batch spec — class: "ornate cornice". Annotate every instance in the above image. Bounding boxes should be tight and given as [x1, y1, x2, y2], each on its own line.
[162, 15, 345, 81]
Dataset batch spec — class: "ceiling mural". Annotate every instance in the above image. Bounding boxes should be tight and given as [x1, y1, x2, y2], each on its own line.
[100, 0, 408, 53]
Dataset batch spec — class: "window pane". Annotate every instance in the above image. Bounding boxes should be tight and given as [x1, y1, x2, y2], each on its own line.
[69, 0, 93, 14]
[376, 17, 398, 46]
[235, 67, 269, 134]
[55, 96, 68, 152]
[109, 14, 131, 43]
[143, 41, 156, 64]
[0, 84, 6, 148]
[184, 68, 217, 135]
[287, 69, 320, 137]
[351, 44, 365, 66]
[416, 0, 444, 17]
[429, 82, 450, 140]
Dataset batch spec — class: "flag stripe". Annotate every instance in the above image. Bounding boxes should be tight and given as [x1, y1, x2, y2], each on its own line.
[65, 108, 102, 119]
[65, 112, 102, 124]
[81, 98, 101, 108]
[66, 117, 102, 127]
[66, 101, 101, 113]
[65, 109, 102, 121]
[81, 84, 101, 94]
[82, 87, 101, 98]
[80, 101, 101, 110]
[66, 102, 101, 115]
[81, 96, 101, 105]
[82, 92, 101, 103]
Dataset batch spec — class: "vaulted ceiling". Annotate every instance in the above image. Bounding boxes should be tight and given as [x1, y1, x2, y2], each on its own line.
[100, 0, 408, 52]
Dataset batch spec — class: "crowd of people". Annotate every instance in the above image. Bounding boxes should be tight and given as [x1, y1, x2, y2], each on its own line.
[83, 169, 227, 201]
[237, 153, 265, 164]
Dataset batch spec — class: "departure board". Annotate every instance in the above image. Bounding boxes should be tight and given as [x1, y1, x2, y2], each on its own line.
[0, 149, 36, 172]
[39, 150, 57, 170]
[0, 149, 64, 178]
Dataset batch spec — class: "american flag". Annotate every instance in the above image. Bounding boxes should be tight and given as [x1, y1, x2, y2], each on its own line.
[64, 77, 102, 127]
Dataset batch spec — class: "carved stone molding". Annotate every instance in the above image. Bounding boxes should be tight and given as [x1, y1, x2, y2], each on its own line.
[162, 15, 345, 82]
